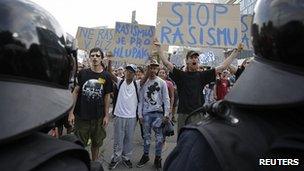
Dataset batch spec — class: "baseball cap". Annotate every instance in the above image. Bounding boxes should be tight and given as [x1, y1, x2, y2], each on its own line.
[125, 64, 137, 73]
[149, 59, 160, 67]
[186, 50, 199, 59]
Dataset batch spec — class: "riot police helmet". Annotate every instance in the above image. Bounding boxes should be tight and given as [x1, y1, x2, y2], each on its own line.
[226, 0, 304, 107]
[0, 0, 76, 144]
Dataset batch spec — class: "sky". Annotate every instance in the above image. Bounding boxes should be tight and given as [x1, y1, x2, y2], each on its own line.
[31, 0, 211, 37]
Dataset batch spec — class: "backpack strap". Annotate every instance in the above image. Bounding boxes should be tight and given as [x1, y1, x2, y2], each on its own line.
[117, 79, 124, 90]
[133, 80, 139, 103]
[112, 79, 125, 114]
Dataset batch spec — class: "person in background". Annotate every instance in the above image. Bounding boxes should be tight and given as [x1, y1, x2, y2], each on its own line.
[203, 82, 216, 105]
[214, 70, 231, 101]
[157, 68, 175, 148]
[136, 66, 145, 81]
[158, 68, 175, 120]
[117, 66, 124, 78]
[229, 57, 254, 81]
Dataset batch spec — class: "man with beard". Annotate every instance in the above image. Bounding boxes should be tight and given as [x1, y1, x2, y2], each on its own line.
[161, 44, 243, 132]
[68, 47, 113, 161]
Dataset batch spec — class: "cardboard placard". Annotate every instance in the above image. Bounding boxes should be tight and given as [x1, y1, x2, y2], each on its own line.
[111, 22, 155, 65]
[241, 15, 253, 50]
[75, 27, 114, 52]
[156, 2, 241, 48]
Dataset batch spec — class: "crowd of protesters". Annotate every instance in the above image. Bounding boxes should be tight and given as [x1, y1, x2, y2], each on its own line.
[46, 42, 248, 170]
[2, 0, 303, 171]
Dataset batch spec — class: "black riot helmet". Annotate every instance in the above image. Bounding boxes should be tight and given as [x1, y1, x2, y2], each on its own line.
[0, 0, 76, 144]
[226, 0, 304, 107]
[252, 0, 304, 68]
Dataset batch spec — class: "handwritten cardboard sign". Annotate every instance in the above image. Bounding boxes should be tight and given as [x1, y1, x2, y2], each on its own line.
[111, 22, 155, 65]
[241, 15, 253, 50]
[156, 2, 241, 48]
[76, 27, 114, 52]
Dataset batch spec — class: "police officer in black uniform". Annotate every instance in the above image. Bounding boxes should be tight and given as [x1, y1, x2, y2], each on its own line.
[164, 0, 304, 170]
[0, 0, 94, 170]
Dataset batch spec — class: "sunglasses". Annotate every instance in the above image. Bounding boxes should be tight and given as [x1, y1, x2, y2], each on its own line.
[90, 54, 101, 58]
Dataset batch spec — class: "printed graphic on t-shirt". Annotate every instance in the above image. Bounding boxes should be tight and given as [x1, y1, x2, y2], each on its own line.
[146, 82, 160, 105]
[82, 79, 104, 102]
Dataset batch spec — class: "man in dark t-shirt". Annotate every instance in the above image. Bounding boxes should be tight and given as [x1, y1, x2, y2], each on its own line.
[161, 44, 243, 132]
[75, 68, 112, 119]
[69, 48, 113, 161]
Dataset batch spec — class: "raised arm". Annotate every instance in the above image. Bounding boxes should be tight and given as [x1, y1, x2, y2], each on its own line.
[106, 52, 118, 83]
[160, 52, 174, 72]
[228, 64, 238, 75]
[215, 43, 243, 74]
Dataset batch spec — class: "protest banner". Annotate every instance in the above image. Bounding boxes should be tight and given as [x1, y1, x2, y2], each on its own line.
[169, 49, 186, 67]
[170, 47, 237, 68]
[75, 27, 114, 52]
[156, 2, 241, 48]
[241, 15, 253, 50]
[111, 22, 155, 65]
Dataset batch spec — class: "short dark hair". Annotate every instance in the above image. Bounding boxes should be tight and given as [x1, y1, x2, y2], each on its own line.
[89, 47, 104, 58]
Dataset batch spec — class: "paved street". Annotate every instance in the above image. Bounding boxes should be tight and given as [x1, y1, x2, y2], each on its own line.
[95, 116, 178, 171]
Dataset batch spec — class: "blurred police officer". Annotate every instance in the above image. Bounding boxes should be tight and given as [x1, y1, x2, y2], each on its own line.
[0, 0, 93, 170]
[164, 0, 304, 170]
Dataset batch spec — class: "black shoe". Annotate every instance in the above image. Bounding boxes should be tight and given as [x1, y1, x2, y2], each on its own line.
[122, 160, 133, 168]
[154, 156, 162, 169]
[108, 159, 119, 170]
[136, 154, 150, 168]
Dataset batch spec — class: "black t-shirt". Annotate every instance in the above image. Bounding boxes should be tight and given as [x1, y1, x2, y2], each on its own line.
[169, 67, 216, 114]
[75, 68, 113, 120]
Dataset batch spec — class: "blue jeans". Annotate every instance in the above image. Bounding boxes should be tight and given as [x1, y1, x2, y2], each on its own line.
[142, 112, 164, 156]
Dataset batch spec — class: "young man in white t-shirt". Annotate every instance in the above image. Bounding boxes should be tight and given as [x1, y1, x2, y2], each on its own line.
[107, 64, 140, 169]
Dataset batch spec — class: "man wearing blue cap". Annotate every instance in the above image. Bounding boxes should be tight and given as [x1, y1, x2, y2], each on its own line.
[107, 63, 141, 170]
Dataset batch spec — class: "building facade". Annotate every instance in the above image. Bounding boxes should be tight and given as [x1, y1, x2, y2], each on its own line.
[211, 0, 257, 14]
